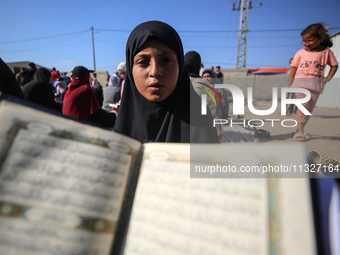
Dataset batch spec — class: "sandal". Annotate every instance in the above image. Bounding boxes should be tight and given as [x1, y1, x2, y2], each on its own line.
[304, 132, 312, 140]
[255, 129, 271, 138]
[293, 132, 306, 142]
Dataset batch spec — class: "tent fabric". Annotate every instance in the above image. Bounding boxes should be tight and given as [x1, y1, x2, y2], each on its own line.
[247, 67, 291, 75]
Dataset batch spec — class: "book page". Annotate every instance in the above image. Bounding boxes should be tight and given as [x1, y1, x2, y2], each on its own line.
[124, 143, 268, 255]
[0, 100, 142, 255]
[190, 143, 316, 254]
[123, 143, 316, 255]
[277, 178, 316, 255]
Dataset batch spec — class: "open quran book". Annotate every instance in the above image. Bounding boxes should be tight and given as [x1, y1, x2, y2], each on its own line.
[0, 98, 319, 254]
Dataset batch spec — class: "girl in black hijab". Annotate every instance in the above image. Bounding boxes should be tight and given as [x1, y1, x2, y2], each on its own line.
[114, 20, 218, 143]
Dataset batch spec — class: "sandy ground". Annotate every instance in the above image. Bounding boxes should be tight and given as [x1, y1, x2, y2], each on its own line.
[230, 101, 340, 163]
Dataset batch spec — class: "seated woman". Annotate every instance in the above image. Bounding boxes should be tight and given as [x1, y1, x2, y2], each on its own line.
[54, 78, 68, 104]
[102, 62, 126, 113]
[22, 68, 62, 112]
[62, 66, 116, 128]
[185, 51, 224, 140]
[114, 20, 218, 143]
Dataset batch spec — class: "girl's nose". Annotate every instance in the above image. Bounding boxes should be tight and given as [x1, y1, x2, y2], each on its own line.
[149, 60, 162, 77]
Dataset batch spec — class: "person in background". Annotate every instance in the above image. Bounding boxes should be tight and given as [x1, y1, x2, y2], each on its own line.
[92, 83, 104, 107]
[16, 62, 37, 87]
[60, 72, 68, 87]
[289, 23, 338, 141]
[117, 62, 126, 80]
[185, 50, 224, 141]
[51, 67, 60, 87]
[54, 79, 68, 104]
[66, 76, 71, 85]
[62, 66, 115, 128]
[59, 76, 67, 89]
[215, 66, 224, 84]
[202, 68, 229, 120]
[199, 63, 204, 77]
[91, 73, 99, 88]
[114, 20, 218, 143]
[0, 58, 24, 99]
[102, 62, 126, 112]
[105, 74, 110, 87]
[60, 72, 67, 81]
[22, 68, 62, 112]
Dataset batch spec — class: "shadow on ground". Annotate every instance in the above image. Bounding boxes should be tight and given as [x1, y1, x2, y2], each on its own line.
[254, 133, 340, 143]
[311, 135, 340, 141]
[254, 132, 293, 142]
[313, 115, 340, 119]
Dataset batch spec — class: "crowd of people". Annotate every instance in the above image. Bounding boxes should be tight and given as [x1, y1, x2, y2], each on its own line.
[0, 21, 338, 144]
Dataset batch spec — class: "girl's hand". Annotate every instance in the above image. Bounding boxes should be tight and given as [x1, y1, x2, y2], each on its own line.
[323, 65, 338, 84]
[321, 77, 331, 83]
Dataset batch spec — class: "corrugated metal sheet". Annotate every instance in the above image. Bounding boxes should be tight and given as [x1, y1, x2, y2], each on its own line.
[316, 31, 340, 108]
[220, 125, 256, 143]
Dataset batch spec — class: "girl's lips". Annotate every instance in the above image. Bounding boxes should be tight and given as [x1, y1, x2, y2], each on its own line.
[148, 82, 162, 87]
[148, 83, 163, 91]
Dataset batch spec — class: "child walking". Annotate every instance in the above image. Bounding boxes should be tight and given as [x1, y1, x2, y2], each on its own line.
[289, 23, 338, 141]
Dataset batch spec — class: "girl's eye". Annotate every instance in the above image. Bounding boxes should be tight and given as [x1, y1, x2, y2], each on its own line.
[163, 57, 173, 63]
[136, 59, 149, 66]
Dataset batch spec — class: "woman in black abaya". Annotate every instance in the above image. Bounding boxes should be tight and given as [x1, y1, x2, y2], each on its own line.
[114, 20, 218, 143]
[0, 58, 24, 99]
[22, 68, 62, 112]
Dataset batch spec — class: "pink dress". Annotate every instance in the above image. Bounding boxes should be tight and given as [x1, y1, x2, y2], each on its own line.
[291, 48, 338, 123]
[291, 48, 338, 93]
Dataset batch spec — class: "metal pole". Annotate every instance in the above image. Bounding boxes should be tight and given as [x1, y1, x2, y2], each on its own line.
[232, 1, 262, 69]
[236, 0, 245, 69]
[91, 26, 96, 71]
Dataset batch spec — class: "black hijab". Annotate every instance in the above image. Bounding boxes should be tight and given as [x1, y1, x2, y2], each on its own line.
[22, 68, 61, 112]
[0, 58, 24, 99]
[114, 20, 218, 143]
[184, 51, 202, 78]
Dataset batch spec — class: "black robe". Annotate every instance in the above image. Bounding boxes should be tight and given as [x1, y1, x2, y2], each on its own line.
[0, 58, 24, 99]
[22, 68, 62, 112]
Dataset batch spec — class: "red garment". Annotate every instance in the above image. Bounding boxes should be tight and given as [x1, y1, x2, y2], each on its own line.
[62, 74, 100, 120]
[51, 70, 60, 81]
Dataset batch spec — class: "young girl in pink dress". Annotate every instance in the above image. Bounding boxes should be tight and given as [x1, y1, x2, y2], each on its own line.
[289, 23, 338, 141]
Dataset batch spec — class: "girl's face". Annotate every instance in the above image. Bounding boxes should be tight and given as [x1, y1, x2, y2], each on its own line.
[132, 39, 179, 102]
[202, 72, 212, 84]
[302, 33, 321, 51]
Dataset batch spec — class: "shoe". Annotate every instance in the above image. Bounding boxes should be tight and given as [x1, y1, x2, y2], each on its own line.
[304, 132, 312, 140]
[293, 132, 306, 142]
